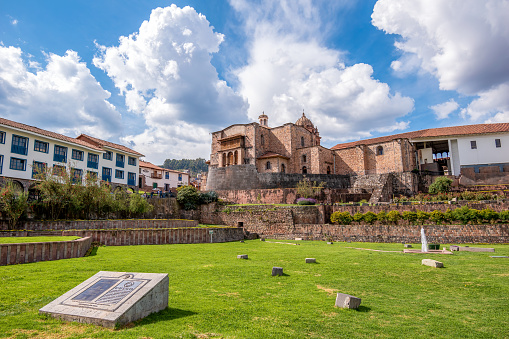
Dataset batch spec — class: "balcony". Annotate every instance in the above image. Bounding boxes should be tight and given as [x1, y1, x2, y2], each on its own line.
[11, 145, 28, 156]
[151, 173, 162, 179]
[219, 135, 244, 151]
[87, 161, 99, 169]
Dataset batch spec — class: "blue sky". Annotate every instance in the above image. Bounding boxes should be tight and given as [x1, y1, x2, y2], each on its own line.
[1, 0, 508, 164]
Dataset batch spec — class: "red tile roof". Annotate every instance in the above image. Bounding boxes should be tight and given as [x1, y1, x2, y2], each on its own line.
[332, 123, 509, 150]
[139, 161, 189, 175]
[77, 134, 144, 156]
[0, 117, 103, 151]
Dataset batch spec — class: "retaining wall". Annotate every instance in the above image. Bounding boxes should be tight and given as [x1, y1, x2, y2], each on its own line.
[0, 219, 198, 232]
[0, 236, 92, 266]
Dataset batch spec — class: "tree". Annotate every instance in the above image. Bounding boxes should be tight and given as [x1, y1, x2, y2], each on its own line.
[0, 181, 29, 229]
[296, 177, 325, 198]
[177, 185, 201, 210]
[428, 176, 453, 194]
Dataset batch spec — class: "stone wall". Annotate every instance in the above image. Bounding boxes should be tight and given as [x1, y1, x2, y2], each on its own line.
[0, 219, 198, 232]
[0, 236, 92, 266]
[460, 166, 509, 186]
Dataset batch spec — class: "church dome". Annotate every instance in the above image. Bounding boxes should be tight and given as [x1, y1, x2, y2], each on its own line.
[296, 112, 314, 129]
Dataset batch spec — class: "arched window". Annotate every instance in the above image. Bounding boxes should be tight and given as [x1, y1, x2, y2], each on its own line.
[228, 152, 233, 165]
[376, 146, 384, 156]
[301, 136, 304, 147]
[302, 155, 307, 163]
[222, 153, 227, 167]
[281, 164, 285, 173]
[266, 161, 271, 170]
[234, 150, 238, 165]
[327, 166, 331, 174]
[302, 166, 307, 174]
[261, 135, 265, 145]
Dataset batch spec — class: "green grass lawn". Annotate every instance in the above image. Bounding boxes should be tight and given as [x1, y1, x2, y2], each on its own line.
[0, 236, 81, 244]
[0, 241, 508, 338]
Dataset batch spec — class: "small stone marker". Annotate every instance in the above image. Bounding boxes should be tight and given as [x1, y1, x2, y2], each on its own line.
[240, 240, 244, 243]
[260, 238, 265, 242]
[39, 271, 168, 328]
[457, 246, 495, 252]
[237, 254, 248, 259]
[305, 258, 316, 263]
[422, 259, 444, 268]
[490, 256, 508, 258]
[295, 238, 303, 241]
[404, 244, 412, 248]
[450, 245, 459, 251]
[327, 242, 333, 245]
[272, 267, 283, 276]
[335, 293, 361, 309]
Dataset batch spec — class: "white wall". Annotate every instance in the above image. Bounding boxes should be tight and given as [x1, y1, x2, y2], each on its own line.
[456, 133, 509, 166]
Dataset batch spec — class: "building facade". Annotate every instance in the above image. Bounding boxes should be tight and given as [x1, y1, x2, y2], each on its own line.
[0, 117, 143, 191]
[139, 161, 189, 192]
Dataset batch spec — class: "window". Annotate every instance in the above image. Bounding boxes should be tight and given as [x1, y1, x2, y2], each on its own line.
[266, 161, 271, 170]
[301, 136, 304, 147]
[244, 158, 250, 164]
[178, 174, 182, 181]
[52, 165, 66, 176]
[103, 151, 113, 160]
[281, 164, 285, 173]
[71, 168, 83, 183]
[495, 139, 502, 148]
[0, 155, 3, 174]
[116, 153, 125, 168]
[72, 149, 84, 161]
[302, 155, 307, 163]
[153, 182, 158, 189]
[87, 153, 99, 169]
[32, 161, 47, 178]
[128, 172, 136, 186]
[165, 172, 169, 179]
[34, 140, 49, 153]
[261, 135, 264, 145]
[0, 131, 6, 144]
[376, 146, 384, 156]
[102, 167, 112, 181]
[128, 156, 136, 166]
[53, 145, 67, 162]
[302, 166, 307, 174]
[222, 153, 227, 167]
[327, 166, 331, 175]
[115, 169, 124, 179]
[470, 141, 477, 149]
[11, 135, 29, 155]
[10, 157, 27, 171]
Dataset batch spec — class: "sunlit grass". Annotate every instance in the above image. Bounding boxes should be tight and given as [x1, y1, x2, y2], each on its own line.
[0, 236, 81, 244]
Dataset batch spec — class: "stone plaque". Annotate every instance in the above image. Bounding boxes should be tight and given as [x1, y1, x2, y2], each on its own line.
[40, 271, 168, 328]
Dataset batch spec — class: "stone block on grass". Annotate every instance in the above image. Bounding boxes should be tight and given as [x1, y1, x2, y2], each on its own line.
[327, 242, 333, 245]
[404, 244, 412, 248]
[335, 293, 361, 309]
[305, 258, 316, 263]
[272, 267, 283, 276]
[237, 254, 248, 259]
[422, 259, 444, 268]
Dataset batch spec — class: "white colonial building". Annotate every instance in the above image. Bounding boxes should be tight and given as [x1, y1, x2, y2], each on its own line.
[139, 161, 189, 192]
[0, 117, 143, 191]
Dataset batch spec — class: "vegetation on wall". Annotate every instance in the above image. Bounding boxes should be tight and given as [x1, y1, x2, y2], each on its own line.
[296, 177, 325, 199]
[176, 185, 218, 210]
[428, 176, 453, 194]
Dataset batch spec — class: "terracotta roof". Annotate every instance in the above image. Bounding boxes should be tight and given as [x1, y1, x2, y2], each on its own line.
[331, 123, 509, 150]
[257, 152, 290, 160]
[77, 134, 144, 156]
[0, 117, 103, 151]
[139, 161, 189, 175]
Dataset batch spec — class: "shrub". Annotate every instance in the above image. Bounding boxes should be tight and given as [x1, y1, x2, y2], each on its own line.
[452, 206, 471, 224]
[460, 191, 476, 201]
[200, 191, 218, 204]
[480, 208, 498, 223]
[0, 181, 29, 229]
[176, 185, 201, 210]
[428, 176, 453, 194]
[377, 211, 388, 223]
[363, 211, 377, 224]
[296, 178, 325, 198]
[402, 211, 418, 224]
[296, 197, 317, 205]
[499, 210, 509, 222]
[129, 193, 154, 215]
[416, 211, 429, 224]
[353, 212, 364, 222]
[429, 210, 445, 224]
[444, 208, 454, 222]
[387, 210, 401, 224]
[330, 211, 353, 225]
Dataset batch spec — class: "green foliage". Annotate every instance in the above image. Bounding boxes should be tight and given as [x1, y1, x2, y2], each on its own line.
[376, 211, 388, 223]
[402, 211, 418, 223]
[176, 185, 201, 210]
[429, 210, 445, 224]
[363, 211, 377, 224]
[330, 211, 352, 225]
[480, 208, 498, 223]
[129, 193, 154, 215]
[161, 158, 208, 177]
[428, 176, 453, 194]
[452, 206, 471, 224]
[353, 212, 364, 222]
[416, 211, 429, 224]
[296, 177, 325, 199]
[387, 210, 401, 224]
[200, 191, 218, 204]
[499, 210, 509, 221]
[0, 181, 29, 229]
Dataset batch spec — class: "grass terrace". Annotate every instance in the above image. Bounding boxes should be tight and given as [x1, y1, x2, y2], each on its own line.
[0, 240, 508, 338]
[0, 236, 81, 244]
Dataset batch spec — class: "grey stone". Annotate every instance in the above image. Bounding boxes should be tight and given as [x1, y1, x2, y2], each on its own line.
[422, 259, 444, 268]
[335, 293, 361, 309]
[260, 238, 265, 242]
[450, 245, 459, 251]
[404, 244, 412, 248]
[272, 267, 283, 276]
[237, 254, 248, 259]
[295, 238, 303, 241]
[305, 258, 316, 263]
[490, 256, 508, 258]
[240, 240, 244, 243]
[327, 242, 333, 245]
[457, 246, 495, 252]
[39, 271, 168, 328]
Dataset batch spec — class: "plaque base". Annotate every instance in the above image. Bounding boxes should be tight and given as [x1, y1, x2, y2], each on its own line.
[39, 271, 168, 328]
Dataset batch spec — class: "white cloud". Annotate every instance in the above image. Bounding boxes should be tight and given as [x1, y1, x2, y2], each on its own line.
[462, 83, 509, 122]
[0, 45, 121, 138]
[430, 99, 459, 120]
[231, 0, 414, 143]
[93, 5, 247, 163]
[372, 0, 509, 123]
[11, 19, 18, 26]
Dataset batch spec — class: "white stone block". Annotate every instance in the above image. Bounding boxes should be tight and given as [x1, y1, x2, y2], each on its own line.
[422, 259, 444, 268]
[335, 293, 361, 309]
[305, 258, 316, 263]
[237, 254, 248, 259]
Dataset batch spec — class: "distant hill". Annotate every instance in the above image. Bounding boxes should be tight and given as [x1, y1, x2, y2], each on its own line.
[161, 158, 208, 177]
